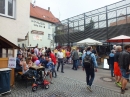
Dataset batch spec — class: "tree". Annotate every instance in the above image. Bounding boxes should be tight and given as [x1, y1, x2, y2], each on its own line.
[85, 19, 95, 31]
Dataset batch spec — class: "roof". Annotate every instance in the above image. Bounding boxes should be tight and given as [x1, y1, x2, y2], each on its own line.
[0, 35, 20, 49]
[30, 3, 59, 23]
[18, 38, 27, 42]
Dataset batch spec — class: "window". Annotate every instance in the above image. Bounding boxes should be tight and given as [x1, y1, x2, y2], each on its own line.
[22, 44, 24, 48]
[48, 23, 51, 29]
[48, 34, 51, 40]
[18, 44, 20, 47]
[0, 0, 15, 18]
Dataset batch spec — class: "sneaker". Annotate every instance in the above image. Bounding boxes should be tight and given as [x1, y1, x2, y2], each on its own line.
[87, 85, 92, 92]
[116, 82, 122, 87]
[119, 82, 121, 85]
[121, 88, 125, 94]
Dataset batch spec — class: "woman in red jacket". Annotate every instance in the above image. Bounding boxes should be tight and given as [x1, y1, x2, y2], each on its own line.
[48, 50, 57, 78]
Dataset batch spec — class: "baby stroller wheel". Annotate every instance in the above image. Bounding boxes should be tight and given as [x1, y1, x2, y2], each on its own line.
[45, 85, 49, 89]
[32, 86, 37, 92]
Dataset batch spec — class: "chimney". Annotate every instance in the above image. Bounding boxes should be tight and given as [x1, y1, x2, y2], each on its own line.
[48, 7, 50, 12]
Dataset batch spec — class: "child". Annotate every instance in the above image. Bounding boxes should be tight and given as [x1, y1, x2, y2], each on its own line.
[46, 58, 55, 84]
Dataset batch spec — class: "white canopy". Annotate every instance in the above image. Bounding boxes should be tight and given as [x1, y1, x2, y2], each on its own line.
[77, 38, 102, 45]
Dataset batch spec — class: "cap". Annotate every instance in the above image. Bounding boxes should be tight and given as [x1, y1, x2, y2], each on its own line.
[17, 53, 22, 56]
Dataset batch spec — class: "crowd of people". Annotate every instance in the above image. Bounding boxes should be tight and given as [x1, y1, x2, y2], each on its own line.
[15, 44, 130, 94]
[109, 44, 130, 94]
[15, 46, 58, 84]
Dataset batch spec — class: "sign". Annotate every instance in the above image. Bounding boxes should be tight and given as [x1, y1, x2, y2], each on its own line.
[103, 59, 109, 69]
[8, 57, 16, 68]
[31, 30, 44, 35]
[33, 35, 42, 41]
[31, 19, 45, 28]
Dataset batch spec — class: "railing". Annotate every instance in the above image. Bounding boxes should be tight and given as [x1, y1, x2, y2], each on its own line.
[55, 0, 130, 46]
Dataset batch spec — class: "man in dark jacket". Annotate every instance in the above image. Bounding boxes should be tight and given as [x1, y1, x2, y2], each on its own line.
[72, 48, 79, 70]
[118, 45, 130, 94]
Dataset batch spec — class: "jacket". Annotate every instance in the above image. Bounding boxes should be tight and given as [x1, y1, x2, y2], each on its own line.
[72, 50, 79, 60]
[118, 51, 130, 72]
[82, 51, 98, 68]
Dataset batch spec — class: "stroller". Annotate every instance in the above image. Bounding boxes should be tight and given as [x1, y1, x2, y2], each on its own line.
[32, 70, 50, 92]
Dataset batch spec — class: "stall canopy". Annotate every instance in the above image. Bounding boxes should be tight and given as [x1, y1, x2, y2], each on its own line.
[107, 35, 130, 42]
[0, 35, 20, 49]
[77, 38, 102, 45]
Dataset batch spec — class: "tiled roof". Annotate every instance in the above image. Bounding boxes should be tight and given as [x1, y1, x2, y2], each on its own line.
[30, 3, 59, 23]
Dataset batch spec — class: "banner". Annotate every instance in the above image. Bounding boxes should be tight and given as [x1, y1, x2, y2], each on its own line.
[8, 57, 16, 68]
[33, 35, 42, 41]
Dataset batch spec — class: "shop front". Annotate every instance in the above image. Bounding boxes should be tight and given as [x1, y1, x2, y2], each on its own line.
[0, 35, 20, 86]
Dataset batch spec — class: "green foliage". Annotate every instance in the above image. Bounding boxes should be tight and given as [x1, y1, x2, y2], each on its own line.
[85, 19, 95, 31]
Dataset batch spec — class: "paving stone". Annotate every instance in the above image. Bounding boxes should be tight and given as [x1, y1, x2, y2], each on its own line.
[2, 75, 130, 97]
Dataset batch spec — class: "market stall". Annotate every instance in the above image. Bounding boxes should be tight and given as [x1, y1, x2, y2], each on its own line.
[0, 35, 20, 86]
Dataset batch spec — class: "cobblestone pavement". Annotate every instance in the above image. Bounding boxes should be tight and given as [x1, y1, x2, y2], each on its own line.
[2, 74, 130, 97]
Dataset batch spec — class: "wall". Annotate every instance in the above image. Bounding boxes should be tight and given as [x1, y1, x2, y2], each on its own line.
[28, 17, 56, 48]
[0, 0, 31, 45]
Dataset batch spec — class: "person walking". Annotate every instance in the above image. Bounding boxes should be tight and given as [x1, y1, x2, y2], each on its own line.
[72, 48, 79, 70]
[114, 46, 122, 87]
[66, 49, 71, 64]
[57, 48, 64, 73]
[82, 46, 98, 92]
[118, 45, 130, 94]
[109, 50, 115, 77]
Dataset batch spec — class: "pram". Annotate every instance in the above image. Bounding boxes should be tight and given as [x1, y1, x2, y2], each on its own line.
[32, 70, 50, 92]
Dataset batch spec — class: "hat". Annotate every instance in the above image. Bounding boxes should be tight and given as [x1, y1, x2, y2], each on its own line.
[17, 53, 22, 55]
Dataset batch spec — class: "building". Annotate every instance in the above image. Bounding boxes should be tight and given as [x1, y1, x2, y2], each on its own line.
[110, 15, 130, 26]
[0, 0, 31, 58]
[0, 0, 31, 45]
[18, 4, 59, 48]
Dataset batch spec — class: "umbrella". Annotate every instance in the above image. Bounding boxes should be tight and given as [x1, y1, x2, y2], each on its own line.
[107, 35, 130, 49]
[77, 38, 102, 45]
[107, 35, 130, 42]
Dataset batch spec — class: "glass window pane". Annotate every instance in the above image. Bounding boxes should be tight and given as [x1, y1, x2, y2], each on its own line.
[0, 0, 5, 14]
[8, 0, 13, 16]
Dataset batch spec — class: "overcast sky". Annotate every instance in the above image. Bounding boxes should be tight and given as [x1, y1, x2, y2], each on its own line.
[32, 0, 121, 20]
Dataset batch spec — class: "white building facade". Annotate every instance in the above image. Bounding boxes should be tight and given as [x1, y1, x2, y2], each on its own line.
[28, 17, 56, 48]
[0, 0, 31, 45]
[18, 4, 59, 48]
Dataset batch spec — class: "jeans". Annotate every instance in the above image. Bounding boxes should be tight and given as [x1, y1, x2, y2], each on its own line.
[72, 60, 78, 70]
[85, 68, 95, 86]
[52, 65, 57, 77]
[110, 64, 114, 77]
[120, 68, 130, 79]
[57, 58, 64, 72]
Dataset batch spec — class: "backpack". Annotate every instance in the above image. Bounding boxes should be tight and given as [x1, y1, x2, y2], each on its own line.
[83, 53, 93, 68]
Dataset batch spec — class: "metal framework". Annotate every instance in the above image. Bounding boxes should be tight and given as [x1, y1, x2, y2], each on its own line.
[55, 0, 130, 46]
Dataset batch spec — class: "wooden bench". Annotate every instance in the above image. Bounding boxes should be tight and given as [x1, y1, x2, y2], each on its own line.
[17, 72, 34, 88]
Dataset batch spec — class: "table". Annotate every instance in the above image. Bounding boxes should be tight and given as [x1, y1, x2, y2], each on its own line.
[30, 66, 44, 70]
[29, 66, 45, 79]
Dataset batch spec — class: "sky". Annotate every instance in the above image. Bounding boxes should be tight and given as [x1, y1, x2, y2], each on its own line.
[32, 0, 121, 21]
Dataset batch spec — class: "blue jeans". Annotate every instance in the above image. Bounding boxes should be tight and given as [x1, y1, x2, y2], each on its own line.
[85, 68, 95, 86]
[110, 64, 114, 77]
[72, 60, 78, 70]
[120, 68, 130, 79]
[57, 58, 64, 72]
[52, 65, 57, 77]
